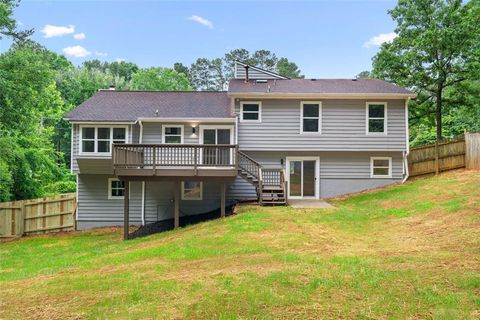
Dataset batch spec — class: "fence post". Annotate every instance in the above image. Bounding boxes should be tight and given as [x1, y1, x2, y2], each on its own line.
[20, 202, 25, 236]
[435, 140, 439, 175]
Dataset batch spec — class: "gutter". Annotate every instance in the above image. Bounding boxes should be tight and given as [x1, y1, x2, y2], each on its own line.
[402, 154, 410, 183]
[402, 97, 411, 183]
[138, 119, 146, 226]
[136, 117, 235, 123]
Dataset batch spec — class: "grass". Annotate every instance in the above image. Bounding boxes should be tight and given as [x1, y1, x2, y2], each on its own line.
[1, 170, 479, 319]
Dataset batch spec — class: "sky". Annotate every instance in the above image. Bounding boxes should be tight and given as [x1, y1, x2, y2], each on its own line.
[1, 0, 400, 78]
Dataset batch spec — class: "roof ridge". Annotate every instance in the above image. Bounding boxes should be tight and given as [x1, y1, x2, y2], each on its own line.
[98, 90, 227, 93]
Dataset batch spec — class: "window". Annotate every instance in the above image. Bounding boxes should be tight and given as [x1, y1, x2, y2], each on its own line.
[240, 102, 261, 122]
[181, 181, 202, 200]
[108, 178, 125, 199]
[162, 125, 184, 144]
[367, 103, 387, 134]
[371, 157, 392, 178]
[301, 102, 321, 133]
[80, 126, 127, 154]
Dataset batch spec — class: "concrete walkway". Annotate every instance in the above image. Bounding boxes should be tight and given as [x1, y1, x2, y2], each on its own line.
[288, 199, 335, 209]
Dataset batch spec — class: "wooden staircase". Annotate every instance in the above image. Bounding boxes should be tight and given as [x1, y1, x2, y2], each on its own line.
[237, 151, 287, 205]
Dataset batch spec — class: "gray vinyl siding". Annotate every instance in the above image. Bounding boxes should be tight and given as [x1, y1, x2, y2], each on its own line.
[77, 174, 142, 224]
[228, 177, 257, 201]
[77, 175, 234, 228]
[235, 63, 284, 80]
[236, 99, 407, 151]
[144, 181, 234, 224]
[229, 151, 404, 199]
[141, 122, 199, 144]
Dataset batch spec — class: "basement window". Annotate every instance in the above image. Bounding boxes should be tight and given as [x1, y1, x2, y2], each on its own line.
[371, 157, 392, 178]
[181, 181, 203, 200]
[240, 102, 261, 122]
[108, 178, 125, 199]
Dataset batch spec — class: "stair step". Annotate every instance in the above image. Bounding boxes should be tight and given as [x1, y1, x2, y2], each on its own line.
[262, 186, 284, 190]
[261, 196, 285, 199]
[261, 201, 286, 205]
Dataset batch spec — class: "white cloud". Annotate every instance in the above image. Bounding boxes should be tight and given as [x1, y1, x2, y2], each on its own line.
[363, 32, 397, 48]
[187, 15, 213, 29]
[115, 58, 125, 63]
[95, 51, 108, 57]
[73, 32, 86, 40]
[41, 24, 75, 38]
[62, 45, 91, 58]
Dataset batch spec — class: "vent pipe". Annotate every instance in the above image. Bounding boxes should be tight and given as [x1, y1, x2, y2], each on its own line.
[244, 66, 249, 83]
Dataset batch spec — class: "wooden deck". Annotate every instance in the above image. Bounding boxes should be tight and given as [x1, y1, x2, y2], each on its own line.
[113, 144, 239, 179]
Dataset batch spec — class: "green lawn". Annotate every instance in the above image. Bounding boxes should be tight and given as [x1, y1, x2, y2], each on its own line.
[1, 170, 479, 319]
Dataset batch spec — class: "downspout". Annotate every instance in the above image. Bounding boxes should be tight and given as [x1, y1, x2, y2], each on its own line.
[402, 98, 410, 183]
[139, 120, 146, 226]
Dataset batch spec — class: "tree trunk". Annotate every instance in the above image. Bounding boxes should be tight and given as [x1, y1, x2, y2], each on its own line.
[436, 85, 443, 142]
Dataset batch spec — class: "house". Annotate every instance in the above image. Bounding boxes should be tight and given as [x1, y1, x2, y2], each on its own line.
[65, 61, 416, 239]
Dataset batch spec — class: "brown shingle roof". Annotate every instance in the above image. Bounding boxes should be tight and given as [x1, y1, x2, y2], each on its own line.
[65, 91, 232, 122]
[228, 79, 414, 95]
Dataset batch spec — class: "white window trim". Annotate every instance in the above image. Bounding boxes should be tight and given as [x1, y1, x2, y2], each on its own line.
[108, 178, 128, 200]
[199, 125, 235, 144]
[366, 102, 388, 135]
[181, 181, 203, 200]
[162, 124, 184, 144]
[79, 125, 129, 156]
[370, 157, 393, 178]
[300, 101, 322, 134]
[240, 101, 262, 123]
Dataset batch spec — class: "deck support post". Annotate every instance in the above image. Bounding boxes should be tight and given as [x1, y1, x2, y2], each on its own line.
[174, 181, 180, 228]
[220, 182, 226, 218]
[123, 179, 130, 240]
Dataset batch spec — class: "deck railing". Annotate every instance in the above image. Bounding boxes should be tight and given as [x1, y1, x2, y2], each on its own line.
[113, 144, 238, 169]
[262, 168, 284, 186]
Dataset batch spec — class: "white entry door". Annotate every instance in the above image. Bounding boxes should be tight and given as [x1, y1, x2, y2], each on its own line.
[286, 157, 319, 199]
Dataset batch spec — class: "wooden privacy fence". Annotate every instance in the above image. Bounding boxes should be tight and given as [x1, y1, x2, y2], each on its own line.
[408, 133, 480, 177]
[465, 133, 480, 169]
[0, 193, 76, 239]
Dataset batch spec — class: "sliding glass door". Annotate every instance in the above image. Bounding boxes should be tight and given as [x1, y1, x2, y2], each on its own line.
[201, 127, 232, 165]
[287, 158, 319, 198]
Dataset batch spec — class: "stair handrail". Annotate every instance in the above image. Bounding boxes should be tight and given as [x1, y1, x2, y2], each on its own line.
[237, 150, 262, 181]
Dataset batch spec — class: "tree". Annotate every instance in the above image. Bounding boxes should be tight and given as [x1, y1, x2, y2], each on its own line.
[0, 0, 33, 42]
[355, 70, 371, 79]
[130, 67, 191, 91]
[276, 58, 303, 78]
[173, 62, 190, 77]
[189, 49, 304, 90]
[0, 42, 73, 200]
[372, 0, 480, 142]
[83, 60, 139, 81]
[189, 58, 222, 91]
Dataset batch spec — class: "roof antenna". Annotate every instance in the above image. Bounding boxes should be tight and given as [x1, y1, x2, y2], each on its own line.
[155, 109, 159, 117]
